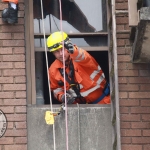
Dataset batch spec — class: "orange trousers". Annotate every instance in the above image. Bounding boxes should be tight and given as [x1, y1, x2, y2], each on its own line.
[2, 0, 18, 4]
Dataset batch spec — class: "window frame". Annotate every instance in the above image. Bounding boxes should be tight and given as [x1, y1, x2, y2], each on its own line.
[25, 0, 110, 105]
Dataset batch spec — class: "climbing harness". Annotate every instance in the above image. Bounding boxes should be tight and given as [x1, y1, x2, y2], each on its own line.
[58, 59, 86, 104]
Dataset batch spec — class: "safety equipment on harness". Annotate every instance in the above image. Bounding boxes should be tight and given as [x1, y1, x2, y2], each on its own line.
[47, 31, 74, 53]
[92, 82, 110, 104]
[61, 93, 75, 104]
[58, 59, 86, 104]
[2, 3, 18, 24]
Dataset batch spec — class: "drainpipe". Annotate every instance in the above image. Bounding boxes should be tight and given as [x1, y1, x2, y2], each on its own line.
[111, 0, 121, 150]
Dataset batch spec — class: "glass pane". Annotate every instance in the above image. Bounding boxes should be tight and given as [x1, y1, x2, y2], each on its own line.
[33, 0, 105, 33]
[34, 36, 107, 47]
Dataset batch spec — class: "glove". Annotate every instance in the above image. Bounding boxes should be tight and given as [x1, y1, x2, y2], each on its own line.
[61, 93, 75, 104]
[64, 39, 74, 54]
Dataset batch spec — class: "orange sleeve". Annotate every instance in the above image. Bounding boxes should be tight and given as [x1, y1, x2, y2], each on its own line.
[2, 0, 18, 4]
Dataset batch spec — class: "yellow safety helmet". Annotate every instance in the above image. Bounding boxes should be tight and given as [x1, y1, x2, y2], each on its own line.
[47, 31, 69, 52]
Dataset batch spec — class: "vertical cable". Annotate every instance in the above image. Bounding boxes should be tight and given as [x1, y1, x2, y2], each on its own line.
[40, 0, 56, 150]
[58, 0, 69, 150]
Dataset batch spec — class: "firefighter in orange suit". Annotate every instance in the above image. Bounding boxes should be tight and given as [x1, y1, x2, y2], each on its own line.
[2, 0, 18, 24]
[47, 31, 110, 104]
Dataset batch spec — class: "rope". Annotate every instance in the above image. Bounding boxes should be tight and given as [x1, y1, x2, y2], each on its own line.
[58, 0, 69, 150]
[40, 0, 56, 150]
[77, 103, 81, 150]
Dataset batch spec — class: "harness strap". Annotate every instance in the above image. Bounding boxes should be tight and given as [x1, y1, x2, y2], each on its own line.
[92, 83, 110, 104]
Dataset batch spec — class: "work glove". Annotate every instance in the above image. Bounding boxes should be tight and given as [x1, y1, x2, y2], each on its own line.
[64, 39, 74, 54]
[61, 93, 75, 104]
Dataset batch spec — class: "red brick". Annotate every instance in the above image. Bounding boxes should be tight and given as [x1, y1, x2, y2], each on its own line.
[0, 62, 13, 69]
[5, 145, 27, 150]
[132, 137, 150, 144]
[15, 137, 27, 144]
[141, 100, 150, 106]
[142, 115, 150, 121]
[3, 69, 25, 76]
[139, 70, 150, 77]
[119, 92, 128, 98]
[15, 122, 26, 129]
[131, 107, 150, 114]
[121, 129, 141, 136]
[0, 33, 11, 39]
[0, 99, 3, 105]
[120, 100, 140, 106]
[117, 33, 129, 39]
[15, 76, 26, 83]
[0, 92, 14, 98]
[119, 84, 139, 91]
[3, 84, 26, 91]
[117, 47, 126, 54]
[7, 122, 14, 129]
[0, 47, 13, 54]
[5, 129, 27, 137]
[120, 122, 131, 129]
[3, 40, 24, 47]
[140, 85, 150, 91]
[15, 106, 26, 113]
[116, 25, 124, 30]
[118, 63, 127, 69]
[6, 114, 26, 121]
[3, 99, 26, 106]
[121, 137, 131, 144]
[0, 106, 14, 113]
[14, 33, 24, 39]
[117, 39, 125, 46]
[122, 145, 142, 150]
[121, 114, 140, 121]
[144, 145, 150, 150]
[127, 63, 148, 70]
[0, 77, 13, 83]
[116, 17, 128, 24]
[3, 55, 25, 61]
[129, 92, 150, 99]
[129, 77, 150, 83]
[18, 10, 24, 17]
[15, 91, 26, 98]
[14, 62, 25, 68]
[14, 47, 25, 54]
[120, 107, 129, 113]
[116, 2, 128, 9]
[131, 122, 150, 129]
[0, 137, 13, 144]
[118, 55, 131, 62]
[119, 77, 127, 83]
[118, 70, 138, 76]
[1, 25, 24, 32]
[143, 130, 150, 136]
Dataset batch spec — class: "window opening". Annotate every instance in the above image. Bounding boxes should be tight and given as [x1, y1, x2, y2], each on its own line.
[33, 0, 109, 105]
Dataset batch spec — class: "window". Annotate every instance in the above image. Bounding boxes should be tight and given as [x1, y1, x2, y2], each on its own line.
[25, 0, 109, 104]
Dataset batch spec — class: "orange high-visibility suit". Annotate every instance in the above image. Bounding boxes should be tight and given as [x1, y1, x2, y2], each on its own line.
[2, 0, 18, 4]
[49, 45, 110, 104]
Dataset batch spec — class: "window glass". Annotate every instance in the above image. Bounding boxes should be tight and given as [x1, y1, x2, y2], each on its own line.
[34, 36, 108, 47]
[33, 0, 104, 33]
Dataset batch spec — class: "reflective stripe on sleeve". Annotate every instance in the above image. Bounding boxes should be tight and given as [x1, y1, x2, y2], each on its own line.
[90, 65, 101, 80]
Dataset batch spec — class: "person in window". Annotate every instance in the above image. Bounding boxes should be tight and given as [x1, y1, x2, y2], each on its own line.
[47, 31, 110, 104]
[1, 0, 18, 24]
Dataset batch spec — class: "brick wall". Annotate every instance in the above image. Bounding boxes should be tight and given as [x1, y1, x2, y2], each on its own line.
[0, 0, 27, 150]
[116, 0, 150, 150]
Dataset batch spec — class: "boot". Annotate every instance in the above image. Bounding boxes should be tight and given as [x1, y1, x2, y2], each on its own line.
[2, 3, 18, 24]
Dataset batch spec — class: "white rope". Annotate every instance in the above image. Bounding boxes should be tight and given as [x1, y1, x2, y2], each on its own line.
[77, 103, 81, 150]
[40, 0, 56, 150]
[58, 0, 69, 150]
